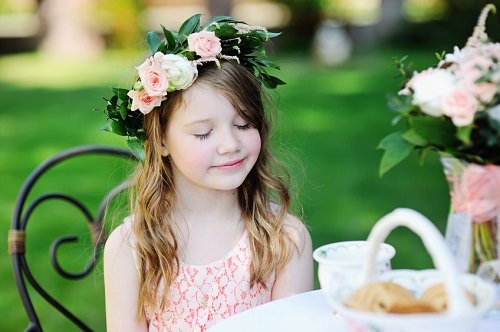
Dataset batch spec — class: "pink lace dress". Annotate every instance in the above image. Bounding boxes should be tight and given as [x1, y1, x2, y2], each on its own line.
[123, 220, 275, 332]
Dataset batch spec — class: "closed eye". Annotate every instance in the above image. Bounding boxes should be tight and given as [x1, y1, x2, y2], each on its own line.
[194, 130, 213, 140]
[235, 124, 251, 130]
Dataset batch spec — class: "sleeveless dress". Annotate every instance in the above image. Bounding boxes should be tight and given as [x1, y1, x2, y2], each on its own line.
[122, 219, 275, 332]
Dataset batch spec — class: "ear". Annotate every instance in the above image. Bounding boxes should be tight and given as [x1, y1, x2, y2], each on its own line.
[160, 140, 169, 157]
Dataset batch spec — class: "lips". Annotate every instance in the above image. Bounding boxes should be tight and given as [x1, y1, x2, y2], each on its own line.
[216, 158, 244, 167]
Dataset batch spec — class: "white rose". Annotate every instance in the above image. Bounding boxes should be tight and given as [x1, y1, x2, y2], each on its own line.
[154, 53, 198, 92]
[410, 68, 456, 117]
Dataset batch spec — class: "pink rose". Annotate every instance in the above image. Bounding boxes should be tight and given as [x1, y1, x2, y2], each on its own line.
[457, 63, 483, 95]
[127, 89, 163, 114]
[451, 164, 500, 222]
[461, 55, 493, 73]
[187, 31, 222, 59]
[136, 54, 168, 97]
[472, 82, 497, 104]
[441, 88, 478, 126]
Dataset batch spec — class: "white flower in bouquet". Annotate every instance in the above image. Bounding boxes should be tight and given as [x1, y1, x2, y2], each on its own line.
[405, 68, 456, 117]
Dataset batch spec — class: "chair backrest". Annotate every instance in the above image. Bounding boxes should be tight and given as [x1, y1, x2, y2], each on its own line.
[8, 145, 137, 332]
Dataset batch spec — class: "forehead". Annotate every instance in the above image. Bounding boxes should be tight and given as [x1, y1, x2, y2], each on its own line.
[171, 83, 237, 123]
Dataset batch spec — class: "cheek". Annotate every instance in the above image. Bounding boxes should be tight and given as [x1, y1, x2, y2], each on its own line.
[167, 134, 212, 171]
[245, 130, 262, 157]
[179, 143, 213, 168]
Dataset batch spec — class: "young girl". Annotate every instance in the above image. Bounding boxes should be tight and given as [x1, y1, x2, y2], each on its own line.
[103, 15, 313, 332]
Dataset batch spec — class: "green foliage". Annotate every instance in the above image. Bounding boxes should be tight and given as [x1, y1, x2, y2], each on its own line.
[377, 132, 413, 176]
[146, 31, 162, 54]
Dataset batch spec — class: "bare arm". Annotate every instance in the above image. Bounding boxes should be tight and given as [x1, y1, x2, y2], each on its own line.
[271, 214, 314, 300]
[104, 224, 147, 332]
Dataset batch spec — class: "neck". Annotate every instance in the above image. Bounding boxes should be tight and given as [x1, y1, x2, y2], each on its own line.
[174, 183, 241, 226]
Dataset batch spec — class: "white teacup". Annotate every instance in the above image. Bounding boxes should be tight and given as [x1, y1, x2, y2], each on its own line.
[313, 241, 396, 306]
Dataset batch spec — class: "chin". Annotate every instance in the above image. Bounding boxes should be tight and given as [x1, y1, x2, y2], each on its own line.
[211, 178, 246, 191]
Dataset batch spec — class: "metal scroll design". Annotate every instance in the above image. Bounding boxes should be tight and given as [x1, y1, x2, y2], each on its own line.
[9, 146, 137, 332]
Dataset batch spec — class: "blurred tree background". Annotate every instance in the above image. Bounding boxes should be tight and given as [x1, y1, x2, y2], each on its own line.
[1, 0, 499, 330]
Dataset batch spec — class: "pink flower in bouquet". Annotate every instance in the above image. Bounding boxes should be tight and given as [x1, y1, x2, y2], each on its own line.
[473, 82, 497, 103]
[137, 54, 169, 97]
[188, 31, 222, 59]
[451, 164, 500, 223]
[442, 87, 478, 126]
[127, 89, 163, 115]
[458, 56, 496, 103]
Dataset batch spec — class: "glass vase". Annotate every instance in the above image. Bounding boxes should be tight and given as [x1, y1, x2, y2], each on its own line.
[441, 156, 500, 274]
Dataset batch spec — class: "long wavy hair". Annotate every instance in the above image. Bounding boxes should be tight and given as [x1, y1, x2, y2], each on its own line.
[130, 61, 294, 317]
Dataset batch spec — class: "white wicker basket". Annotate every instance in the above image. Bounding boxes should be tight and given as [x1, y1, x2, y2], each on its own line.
[330, 208, 496, 332]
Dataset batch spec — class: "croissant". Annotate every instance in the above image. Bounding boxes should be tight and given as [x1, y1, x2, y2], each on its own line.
[345, 281, 435, 313]
[419, 283, 475, 312]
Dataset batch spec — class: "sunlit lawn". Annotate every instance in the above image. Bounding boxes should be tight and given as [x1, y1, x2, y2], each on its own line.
[0, 46, 450, 331]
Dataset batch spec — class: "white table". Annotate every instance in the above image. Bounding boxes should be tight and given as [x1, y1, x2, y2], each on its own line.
[207, 290, 500, 332]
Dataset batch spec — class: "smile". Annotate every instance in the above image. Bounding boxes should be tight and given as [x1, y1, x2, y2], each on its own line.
[215, 158, 245, 169]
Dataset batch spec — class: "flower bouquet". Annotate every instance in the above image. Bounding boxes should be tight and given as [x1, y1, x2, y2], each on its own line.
[378, 4, 500, 274]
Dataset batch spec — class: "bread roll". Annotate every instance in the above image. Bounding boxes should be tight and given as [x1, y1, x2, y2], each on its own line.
[419, 283, 475, 312]
[346, 281, 430, 313]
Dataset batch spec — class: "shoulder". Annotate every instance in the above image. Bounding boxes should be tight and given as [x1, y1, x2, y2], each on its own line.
[104, 218, 146, 331]
[104, 218, 139, 286]
[271, 212, 314, 299]
[282, 213, 311, 254]
[104, 218, 135, 262]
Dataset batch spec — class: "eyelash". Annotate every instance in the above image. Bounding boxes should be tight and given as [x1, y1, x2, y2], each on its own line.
[194, 130, 212, 140]
[194, 124, 251, 141]
[236, 124, 251, 130]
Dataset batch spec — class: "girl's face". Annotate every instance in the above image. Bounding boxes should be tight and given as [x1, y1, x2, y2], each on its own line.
[163, 83, 261, 192]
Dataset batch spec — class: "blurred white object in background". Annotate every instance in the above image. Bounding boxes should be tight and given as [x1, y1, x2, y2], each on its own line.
[312, 19, 352, 67]
[40, 0, 104, 58]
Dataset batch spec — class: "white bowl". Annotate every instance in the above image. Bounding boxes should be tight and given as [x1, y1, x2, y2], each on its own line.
[327, 208, 496, 332]
[313, 241, 395, 306]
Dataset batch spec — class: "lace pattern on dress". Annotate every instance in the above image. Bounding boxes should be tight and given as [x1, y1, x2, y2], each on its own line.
[122, 219, 275, 332]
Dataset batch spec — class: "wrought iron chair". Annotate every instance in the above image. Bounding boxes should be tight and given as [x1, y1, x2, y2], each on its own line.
[8, 145, 137, 332]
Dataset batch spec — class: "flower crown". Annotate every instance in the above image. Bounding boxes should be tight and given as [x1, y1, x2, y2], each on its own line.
[101, 14, 285, 161]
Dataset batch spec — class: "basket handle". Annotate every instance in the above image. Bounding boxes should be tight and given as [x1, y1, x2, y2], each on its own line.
[360, 208, 473, 316]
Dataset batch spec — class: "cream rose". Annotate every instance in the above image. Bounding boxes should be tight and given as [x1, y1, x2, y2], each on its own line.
[187, 31, 222, 59]
[442, 88, 478, 126]
[136, 55, 168, 97]
[410, 68, 456, 117]
[154, 53, 198, 91]
[127, 89, 163, 115]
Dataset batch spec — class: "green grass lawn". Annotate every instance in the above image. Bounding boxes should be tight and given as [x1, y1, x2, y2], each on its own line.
[0, 46, 451, 331]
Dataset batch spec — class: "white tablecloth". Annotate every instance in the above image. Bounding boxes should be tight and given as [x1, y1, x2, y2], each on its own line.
[207, 290, 500, 332]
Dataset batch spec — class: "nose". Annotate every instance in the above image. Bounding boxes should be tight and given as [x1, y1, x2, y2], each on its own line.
[216, 128, 241, 155]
